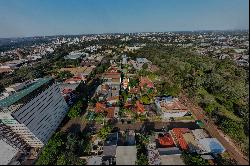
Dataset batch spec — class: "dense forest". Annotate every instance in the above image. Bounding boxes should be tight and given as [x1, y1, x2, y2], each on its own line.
[131, 44, 249, 154]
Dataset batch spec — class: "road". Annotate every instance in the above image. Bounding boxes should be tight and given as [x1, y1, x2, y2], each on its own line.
[61, 117, 200, 132]
[179, 94, 249, 165]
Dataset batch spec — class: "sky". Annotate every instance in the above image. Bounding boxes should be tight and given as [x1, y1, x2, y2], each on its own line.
[0, 0, 249, 38]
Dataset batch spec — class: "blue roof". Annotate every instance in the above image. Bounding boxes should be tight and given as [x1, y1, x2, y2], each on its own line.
[0, 77, 52, 108]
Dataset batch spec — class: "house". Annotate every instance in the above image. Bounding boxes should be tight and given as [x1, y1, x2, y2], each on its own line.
[106, 96, 120, 105]
[156, 133, 175, 148]
[134, 101, 145, 113]
[102, 132, 119, 165]
[155, 97, 189, 119]
[116, 146, 137, 165]
[64, 76, 82, 84]
[94, 102, 119, 119]
[103, 72, 121, 85]
[124, 130, 136, 145]
[121, 54, 128, 65]
[198, 138, 225, 154]
[169, 128, 190, 151]
[0, 66, 13, 74]
[139, 77, 154, 89]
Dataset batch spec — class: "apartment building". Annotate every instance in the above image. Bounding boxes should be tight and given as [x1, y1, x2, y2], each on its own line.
[0, 77, 68, 149]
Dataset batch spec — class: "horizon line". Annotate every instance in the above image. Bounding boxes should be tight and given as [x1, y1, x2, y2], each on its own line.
[0, 29, 249, 39]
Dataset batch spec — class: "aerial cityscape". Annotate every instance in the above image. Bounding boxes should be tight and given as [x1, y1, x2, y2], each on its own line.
[0, 0, 249, 165]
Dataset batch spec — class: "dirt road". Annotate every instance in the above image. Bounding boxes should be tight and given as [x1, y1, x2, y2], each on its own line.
[179, 94, 249, 165]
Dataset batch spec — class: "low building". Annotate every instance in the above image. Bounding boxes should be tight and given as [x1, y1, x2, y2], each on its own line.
[64, 51, 88, 59]
[159, 154, 185, 165]
[116, 146, 137, 165]
[156, 133, 176, 148]
[191, 129, 210, 140]
[155, 96, 189, 119]
[0, 139, 19, 165]
[139, 77, 154, 89]
[64, 77, 82, 84]
[198, 138, 226, 154]
[3, 59, 27, 69]
[86, 156, 102, 165]
[0, 66, 13, 74]
[169, 128, 190, 151]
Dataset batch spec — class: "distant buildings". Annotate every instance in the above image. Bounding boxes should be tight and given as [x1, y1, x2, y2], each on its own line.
[129, 58, 152, 70]
[64, 51, 89, 60]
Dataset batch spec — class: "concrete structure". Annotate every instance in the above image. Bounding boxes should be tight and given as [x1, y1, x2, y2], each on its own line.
[64, 51, 88, 59]
[86, 156, 102, 165]
[116, 146, 137, 165]
[0, 77, 68, 149]
[160, 155, 185, 165]
[198, 138, 226, 154]
[0, 139, 19, 165]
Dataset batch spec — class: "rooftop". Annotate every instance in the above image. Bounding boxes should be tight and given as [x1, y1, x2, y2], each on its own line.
[0, 139, 19, 165]
[160, 155, 185, 165]
[0, 77, 52, 108]
[116, 146, 137, 165]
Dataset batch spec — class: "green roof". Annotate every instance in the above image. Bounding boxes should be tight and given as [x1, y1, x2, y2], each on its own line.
[0, 77, 52, 108]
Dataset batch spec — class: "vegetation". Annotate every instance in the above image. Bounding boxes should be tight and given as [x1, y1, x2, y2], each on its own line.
[140, 94, 151, 105]
[128, 77, 139, 88]
[135, 134, 149, 165]
[36, 132, 89, 165]
[55, 71, 74, 81]
[68, 100, 83, 119]
[181, 152, 209, 165]
[0, 84, 4, 93]
[97, 124, 111, 140]
[132, 44, 249, 154]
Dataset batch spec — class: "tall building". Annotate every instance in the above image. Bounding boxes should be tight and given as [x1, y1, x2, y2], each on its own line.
[0, 77, 69, 150]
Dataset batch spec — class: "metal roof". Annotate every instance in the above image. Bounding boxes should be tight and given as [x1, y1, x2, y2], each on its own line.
[0, 77, 52, 108]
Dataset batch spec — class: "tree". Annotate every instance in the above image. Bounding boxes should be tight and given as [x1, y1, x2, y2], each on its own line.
[36, 132, 65, 165]
[68, 100, 82, 119]
[97, 125, 111, 140]
[220, 119, 246, 142]
[129, 78, 139, 88]
[56, 71, 74, 81]
[56, 154, 69, 165]
[136, 154, 148, 165]
[142, 63, 148, 70]
[181, 152, 209, 165]
[0, 84, 4, 93]
[140, 94, 151, 105]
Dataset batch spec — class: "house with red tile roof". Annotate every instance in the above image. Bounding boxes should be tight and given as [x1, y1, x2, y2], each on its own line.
[157, 133, 176, 148]
[170, 128, 190, 151]
[94, 102, 118, 119]
[134, 101, 145, 113]
[139, 77, 154, 89]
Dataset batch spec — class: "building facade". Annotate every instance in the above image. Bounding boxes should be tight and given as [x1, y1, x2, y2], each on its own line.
[0, 77, 68, 149]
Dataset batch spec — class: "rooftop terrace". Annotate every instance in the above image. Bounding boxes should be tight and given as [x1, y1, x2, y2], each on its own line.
[0, 77, 52, 108]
